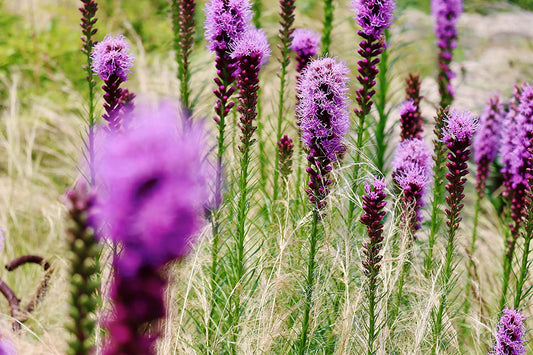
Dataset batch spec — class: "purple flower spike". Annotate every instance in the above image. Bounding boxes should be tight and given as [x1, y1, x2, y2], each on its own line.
[442, 108, 477, 233]
[432, 0, 463, 107]
[91, 34, 135, 130]
[351, 0, 396, 39]
[291, 28, 321, 73]
[91, 34, 134, 82]
[298, 57, 350, 162]
[491, 308, 526, 355]
[393, 138, 432, 236]
[204, 0, 252, 52]
[360, 178, 387, 278]
[473, 94, 502, 197]
[96, 103, 211, 269]
[400, 99, 423, 141]
[297, 57, 350, 210]
[278, 134, 295, 179]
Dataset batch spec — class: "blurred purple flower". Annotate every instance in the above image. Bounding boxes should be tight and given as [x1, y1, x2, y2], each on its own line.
[0, 336, 16, 355]
[431, 0, 462, 106]
[91, 34, 134, 82]
[204, 0, 252, 52]
[473, 94, 502, 197]
[351, 0, 396, 39]
[95, 102, 212, 270]
[491, 308, 526, 355]
[298, 57, 350, 162]
[291, 28, 320, 73]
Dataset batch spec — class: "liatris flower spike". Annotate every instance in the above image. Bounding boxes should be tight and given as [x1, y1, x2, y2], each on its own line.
[360, 177, 387, 354]
[432, 0, 463, 107]
[352, 0, 396, 40]
[231, 27, 270, 151]
[433, 108, 477, 349]
[399, 99, 423, 141]
[65, 182, 100, 355]
[204, 0, 252, 205]
[473, 94, 502, 197]
[273, 0, 296, 200]
[170, 0, 196, 109]
[490, 308, 526, 355]
[96, 103, 211, 355]
[298, 57, 350, 210]
[392, 138, 432, 236]
[79, 0, 99, 185]
[91, 34, 135, 130]
[291, 28, 321, 74]
[278, 134, 294, 180]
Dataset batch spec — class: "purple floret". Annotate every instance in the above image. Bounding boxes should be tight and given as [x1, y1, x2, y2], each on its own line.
[491, 308, 526, 355]
[351, 0, 396, 39]
[297, 57, 351, 162]
[91, 34, 134, 82]
[204, 0, 252, 52]
[291, 28, 321, 58]
[441, 108, 478, 144]
[431, 0, 462, 49]
[230, 27, 271, 67]
[95, 102, 211, 269]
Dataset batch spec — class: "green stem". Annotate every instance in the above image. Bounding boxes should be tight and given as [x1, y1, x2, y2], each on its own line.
[463, 196, 481, 319]
[424, 140, 447, 277]
[321, 0, 334, 55]
[374, 35, 389, 174]
[274, 61, 289, 202]
[367, 273, 377, 355]
[298, 210, 320, 355]
[432, 209, 460, 354]
[514, 203, 533, 309]
[499, 217, 515, 310]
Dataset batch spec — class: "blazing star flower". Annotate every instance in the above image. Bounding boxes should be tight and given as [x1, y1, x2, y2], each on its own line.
[400, 99, 423, 141]
[393, 139, 432, 235]
[291, 28, 320, 73]
[491, 308, 526, 355]
[96, 103, 211, 270]
[204, 0, 252, 52]
[298, 57, 350, 162]
[297, 57, 350, 209]
[361, 177, 387, 277]
[473, 94, 502, 196]
[351, 0, 396, 39]
[91, 34, 134, 82]
[431, 0, 463, 106]
[442, 108, 477, 144]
